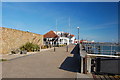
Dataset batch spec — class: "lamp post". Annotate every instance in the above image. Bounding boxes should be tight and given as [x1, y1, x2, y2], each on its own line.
[53, 38, 57, 52]
[77, 27, 81, 73]
[66, 34, 69, 52]
[77, 27, 80, 44]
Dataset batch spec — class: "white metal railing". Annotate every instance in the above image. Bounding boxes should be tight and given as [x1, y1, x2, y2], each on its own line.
[82, 43, 119, 55]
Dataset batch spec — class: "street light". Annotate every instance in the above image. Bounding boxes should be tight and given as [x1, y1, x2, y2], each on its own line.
[77, 27, 80, 44]
[77, 27, 81, 73]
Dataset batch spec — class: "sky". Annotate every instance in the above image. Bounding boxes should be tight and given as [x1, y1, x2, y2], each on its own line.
[1, 0, 120, 2]
[2, 2, 118, 42]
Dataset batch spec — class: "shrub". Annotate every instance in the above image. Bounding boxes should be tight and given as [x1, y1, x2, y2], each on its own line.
[41, 45, 48, 49]
[20, 42, 40, 52]
[11, 49, 21, 54]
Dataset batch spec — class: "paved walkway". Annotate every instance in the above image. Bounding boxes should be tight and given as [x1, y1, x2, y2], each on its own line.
[2, 45, 80, 78]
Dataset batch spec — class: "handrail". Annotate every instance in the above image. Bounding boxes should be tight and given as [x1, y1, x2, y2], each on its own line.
[87, 54, 120, 58]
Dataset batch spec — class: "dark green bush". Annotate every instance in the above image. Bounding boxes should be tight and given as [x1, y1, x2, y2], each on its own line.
[20, 42, 40, 52]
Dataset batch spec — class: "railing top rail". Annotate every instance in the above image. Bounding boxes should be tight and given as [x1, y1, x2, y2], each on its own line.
[91, 52, 116, 53]
[84, 44, 119, 46]
[87, 54, 120, 58]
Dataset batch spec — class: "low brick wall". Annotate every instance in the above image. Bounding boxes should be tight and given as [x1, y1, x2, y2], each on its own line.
[0, 27, 43, 54]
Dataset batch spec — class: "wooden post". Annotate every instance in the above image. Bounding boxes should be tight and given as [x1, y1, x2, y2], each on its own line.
[83, 56, 87, 74]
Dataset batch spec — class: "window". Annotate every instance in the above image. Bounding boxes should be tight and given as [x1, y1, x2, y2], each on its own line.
[60, 39, 62, 42]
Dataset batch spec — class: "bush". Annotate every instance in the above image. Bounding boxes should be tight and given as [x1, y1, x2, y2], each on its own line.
[41, 45, 53, 49]
[20, 42, 40, 52]
[11, 49, 21, 54]
[41, 45, 48, 49]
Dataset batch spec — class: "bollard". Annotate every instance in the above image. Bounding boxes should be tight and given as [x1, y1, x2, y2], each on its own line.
[66, 46, 68, 52]
[54, 47, 55, 52]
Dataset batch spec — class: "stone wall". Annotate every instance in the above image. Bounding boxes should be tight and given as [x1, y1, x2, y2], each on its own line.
[0, 27, 43, 54]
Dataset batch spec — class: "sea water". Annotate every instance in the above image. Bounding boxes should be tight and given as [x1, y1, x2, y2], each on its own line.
[83, 43, 120, 55]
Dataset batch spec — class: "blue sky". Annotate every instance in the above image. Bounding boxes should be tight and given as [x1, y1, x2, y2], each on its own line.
[2, 2, 118, 42]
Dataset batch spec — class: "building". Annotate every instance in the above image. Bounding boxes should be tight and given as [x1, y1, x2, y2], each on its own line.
[44, 31, 58, 46]
[70, 34, 75, 44]
[44, 30, 75, 46]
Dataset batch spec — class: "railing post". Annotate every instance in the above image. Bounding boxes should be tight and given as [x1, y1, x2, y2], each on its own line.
[111, 44, 112, 55]
[94, 43, 95, 54]
[83, 56, 87, 74]
[87, 56, 91, 73]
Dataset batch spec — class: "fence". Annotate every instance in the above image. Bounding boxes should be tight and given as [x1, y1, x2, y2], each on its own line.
[82, 42, 120, 55]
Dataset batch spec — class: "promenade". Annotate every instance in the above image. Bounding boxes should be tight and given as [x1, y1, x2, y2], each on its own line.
[2, 45, 80, 78]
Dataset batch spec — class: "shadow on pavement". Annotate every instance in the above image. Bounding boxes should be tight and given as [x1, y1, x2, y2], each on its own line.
[59, 44, 81, 72]
[71, 44, 80, 55]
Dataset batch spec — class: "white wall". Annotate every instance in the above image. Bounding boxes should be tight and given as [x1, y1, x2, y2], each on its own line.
[58, 37, 69, 45]
[70, 37, 75, 44]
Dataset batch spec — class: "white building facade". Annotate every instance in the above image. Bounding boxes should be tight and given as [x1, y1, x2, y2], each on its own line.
[44, 31, 75, 46]
[54, 31, 75, 45]
[57, 37, 69, 45]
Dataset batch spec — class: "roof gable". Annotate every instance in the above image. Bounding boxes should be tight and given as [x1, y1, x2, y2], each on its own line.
[44, 31, 58, 38]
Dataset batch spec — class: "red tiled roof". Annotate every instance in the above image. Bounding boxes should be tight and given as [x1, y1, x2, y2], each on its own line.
[44, 31, 58, 38]
[70, 34, 74, 37]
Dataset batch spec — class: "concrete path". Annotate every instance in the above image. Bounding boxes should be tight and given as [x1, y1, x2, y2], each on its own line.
[2, 45, 80, 78]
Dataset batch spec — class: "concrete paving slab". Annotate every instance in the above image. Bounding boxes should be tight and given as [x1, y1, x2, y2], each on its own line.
[2, 45, 78, 78]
